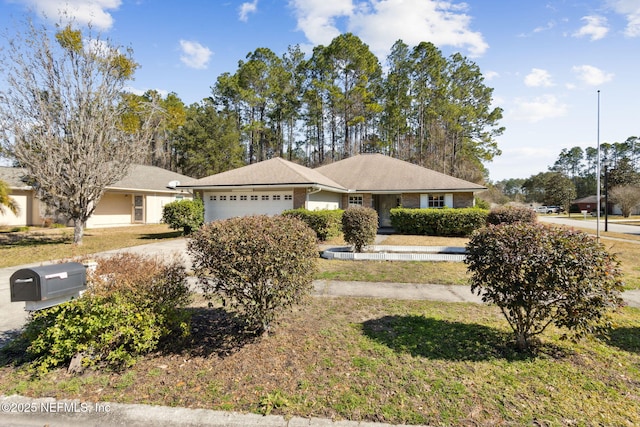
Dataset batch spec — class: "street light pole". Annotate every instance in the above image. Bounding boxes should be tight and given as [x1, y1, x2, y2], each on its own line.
[604, 160, 609, 232]
[596, 90, 601, 240]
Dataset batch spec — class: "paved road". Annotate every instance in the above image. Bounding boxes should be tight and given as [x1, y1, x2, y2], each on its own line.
[538, 215, 640, 236]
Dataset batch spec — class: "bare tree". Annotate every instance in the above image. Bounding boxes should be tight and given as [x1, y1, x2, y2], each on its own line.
[0, 20, 159, 244]
[609, 185, 640, 218]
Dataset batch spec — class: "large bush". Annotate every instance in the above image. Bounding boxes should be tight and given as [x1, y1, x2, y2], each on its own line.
[188, 215, 317, 335]
[162, 197, 204, 235]
[282, 208, 343, 241]
[342, 206, 378, 252]
[390, 207, 488, 236]
[486, 205, 537, 225]
[16, 254, 191, 374]
[465, 222, 624, 351]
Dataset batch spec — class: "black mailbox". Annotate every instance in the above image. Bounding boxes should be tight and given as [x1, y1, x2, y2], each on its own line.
[10, 262, 87, 302]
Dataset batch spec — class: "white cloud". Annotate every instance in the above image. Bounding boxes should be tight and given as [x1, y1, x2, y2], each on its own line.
[124, 86, 169, 98]
[288, 0, 354, 46]
[524, 68, 553, 87]
[511, 95, 568, 123]
[484, 70, 499, 81]
[608, 0, 640, 37]
[289, 0, 488, 57]
[239, 0, 259, 22]
[573, 15, 609, 40]
[18, 0, 121, 30]
[179, 40, 213, 70]
[572, 65, 614, 86]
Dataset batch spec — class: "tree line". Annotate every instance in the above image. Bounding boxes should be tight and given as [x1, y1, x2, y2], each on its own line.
[128, 33, 504, 182]
[488, 136, 640, 215]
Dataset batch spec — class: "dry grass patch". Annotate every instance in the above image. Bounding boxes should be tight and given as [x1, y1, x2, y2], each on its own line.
[2, 297, 639, 426]
[381, 234, 469, 247]
[0, 224, 182, 268]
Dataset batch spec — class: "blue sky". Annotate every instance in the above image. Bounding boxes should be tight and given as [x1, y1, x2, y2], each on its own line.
[1, 0, 638, 181]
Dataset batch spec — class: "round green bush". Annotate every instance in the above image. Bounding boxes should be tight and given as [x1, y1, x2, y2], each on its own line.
[465, 222, 623, 351]
[162, 197, 204, 235]
[486, 205, 537, 225]
[342, 206, 378, 252]
[188, 214, 317, 334]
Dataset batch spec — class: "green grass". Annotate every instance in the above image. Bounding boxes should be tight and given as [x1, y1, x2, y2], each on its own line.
[1, 297, 639, 426]
[316, 258, 469, 285]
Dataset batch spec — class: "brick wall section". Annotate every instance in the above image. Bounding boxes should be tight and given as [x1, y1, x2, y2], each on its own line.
[401, 193, 420, 208]
[293, 188, 306, 209]
[363, 193, 373, 209]
[454, 192, 474, 208]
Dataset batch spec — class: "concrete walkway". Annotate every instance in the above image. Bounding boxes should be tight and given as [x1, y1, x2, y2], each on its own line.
[2, 235, 640, 427]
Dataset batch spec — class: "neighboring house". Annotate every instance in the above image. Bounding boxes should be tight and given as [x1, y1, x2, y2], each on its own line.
[0, 165, 193, 228]
[180, 153, 487, 227]
[571, 195, 638, 216]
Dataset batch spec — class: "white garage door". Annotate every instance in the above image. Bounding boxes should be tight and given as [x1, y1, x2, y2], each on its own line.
[204, 191, 294, 222]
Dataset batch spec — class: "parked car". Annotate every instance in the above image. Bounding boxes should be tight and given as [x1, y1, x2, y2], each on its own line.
[534, 206, 560, 214]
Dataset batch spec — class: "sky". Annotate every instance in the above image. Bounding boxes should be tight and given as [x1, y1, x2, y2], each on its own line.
[0, 0, 638, 182]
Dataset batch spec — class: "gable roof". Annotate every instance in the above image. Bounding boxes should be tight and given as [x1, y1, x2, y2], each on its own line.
[315, 154, 486, 192]
[0, 165, 194, 193]
[109, 164, 194, 192]
[0, 167, 30, 190]
[184, 157, 348, 191]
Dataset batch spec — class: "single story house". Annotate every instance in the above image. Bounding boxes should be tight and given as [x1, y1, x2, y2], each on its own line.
[180, 153, 487, 227]
[0, 165, 193, 228]
[571, 194, 639, 216]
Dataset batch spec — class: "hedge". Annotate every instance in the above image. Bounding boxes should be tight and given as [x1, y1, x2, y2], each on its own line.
[390, 207, 489, 236]
[282, 208, 344, 241]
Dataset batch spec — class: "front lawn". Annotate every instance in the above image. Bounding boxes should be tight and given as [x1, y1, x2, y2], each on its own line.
[1, 297, 639, 426]
[0, 224, 182, 268]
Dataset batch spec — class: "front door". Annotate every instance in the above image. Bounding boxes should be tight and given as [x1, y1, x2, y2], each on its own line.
[133, 195, 145, 223]
[376, 194, 398, 227]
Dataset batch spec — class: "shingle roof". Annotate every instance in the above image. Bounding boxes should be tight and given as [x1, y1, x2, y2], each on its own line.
[109, 165, 195, 192]
[0, 167, 30, 189]
[185, 157, 348, 191]
[0, 165, 194, 193]
[315, 154, 486, 192]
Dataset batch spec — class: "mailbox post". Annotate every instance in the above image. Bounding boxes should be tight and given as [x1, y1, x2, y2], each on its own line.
[10, 262, 87, 311]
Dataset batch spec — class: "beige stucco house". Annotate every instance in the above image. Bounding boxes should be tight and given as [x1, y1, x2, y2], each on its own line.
[181, 153, 487, 227]
[0, 165, 193, 228]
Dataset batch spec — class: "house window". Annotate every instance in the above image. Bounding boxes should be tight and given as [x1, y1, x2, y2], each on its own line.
[251, 195, 258, 201]
[349, 195, 363, 206]
[175, 195, 184, 200]
[209, 195, 217, 201]
[230, 195, 237, 201]
[220, 195, 227, 201]
[240, 195, 248, 201]
[420, 193, 453, 208]
[262, 195, 269, 201]
[284, 194, 292, 201]
[428, 195, 445, 208]
[273, 195, 281, 201]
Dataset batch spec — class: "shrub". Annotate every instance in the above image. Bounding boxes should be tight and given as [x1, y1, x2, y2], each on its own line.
[390, 207, 488, 236]
[162, 197, 204, 234]
[486, 205, 537, 225]
[342, 206, 378, 252]
[282, 208, 343, 241]
[188, 215, 317, 335]
[17, 253, 191, 374]
[465, 222, 624, 351]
